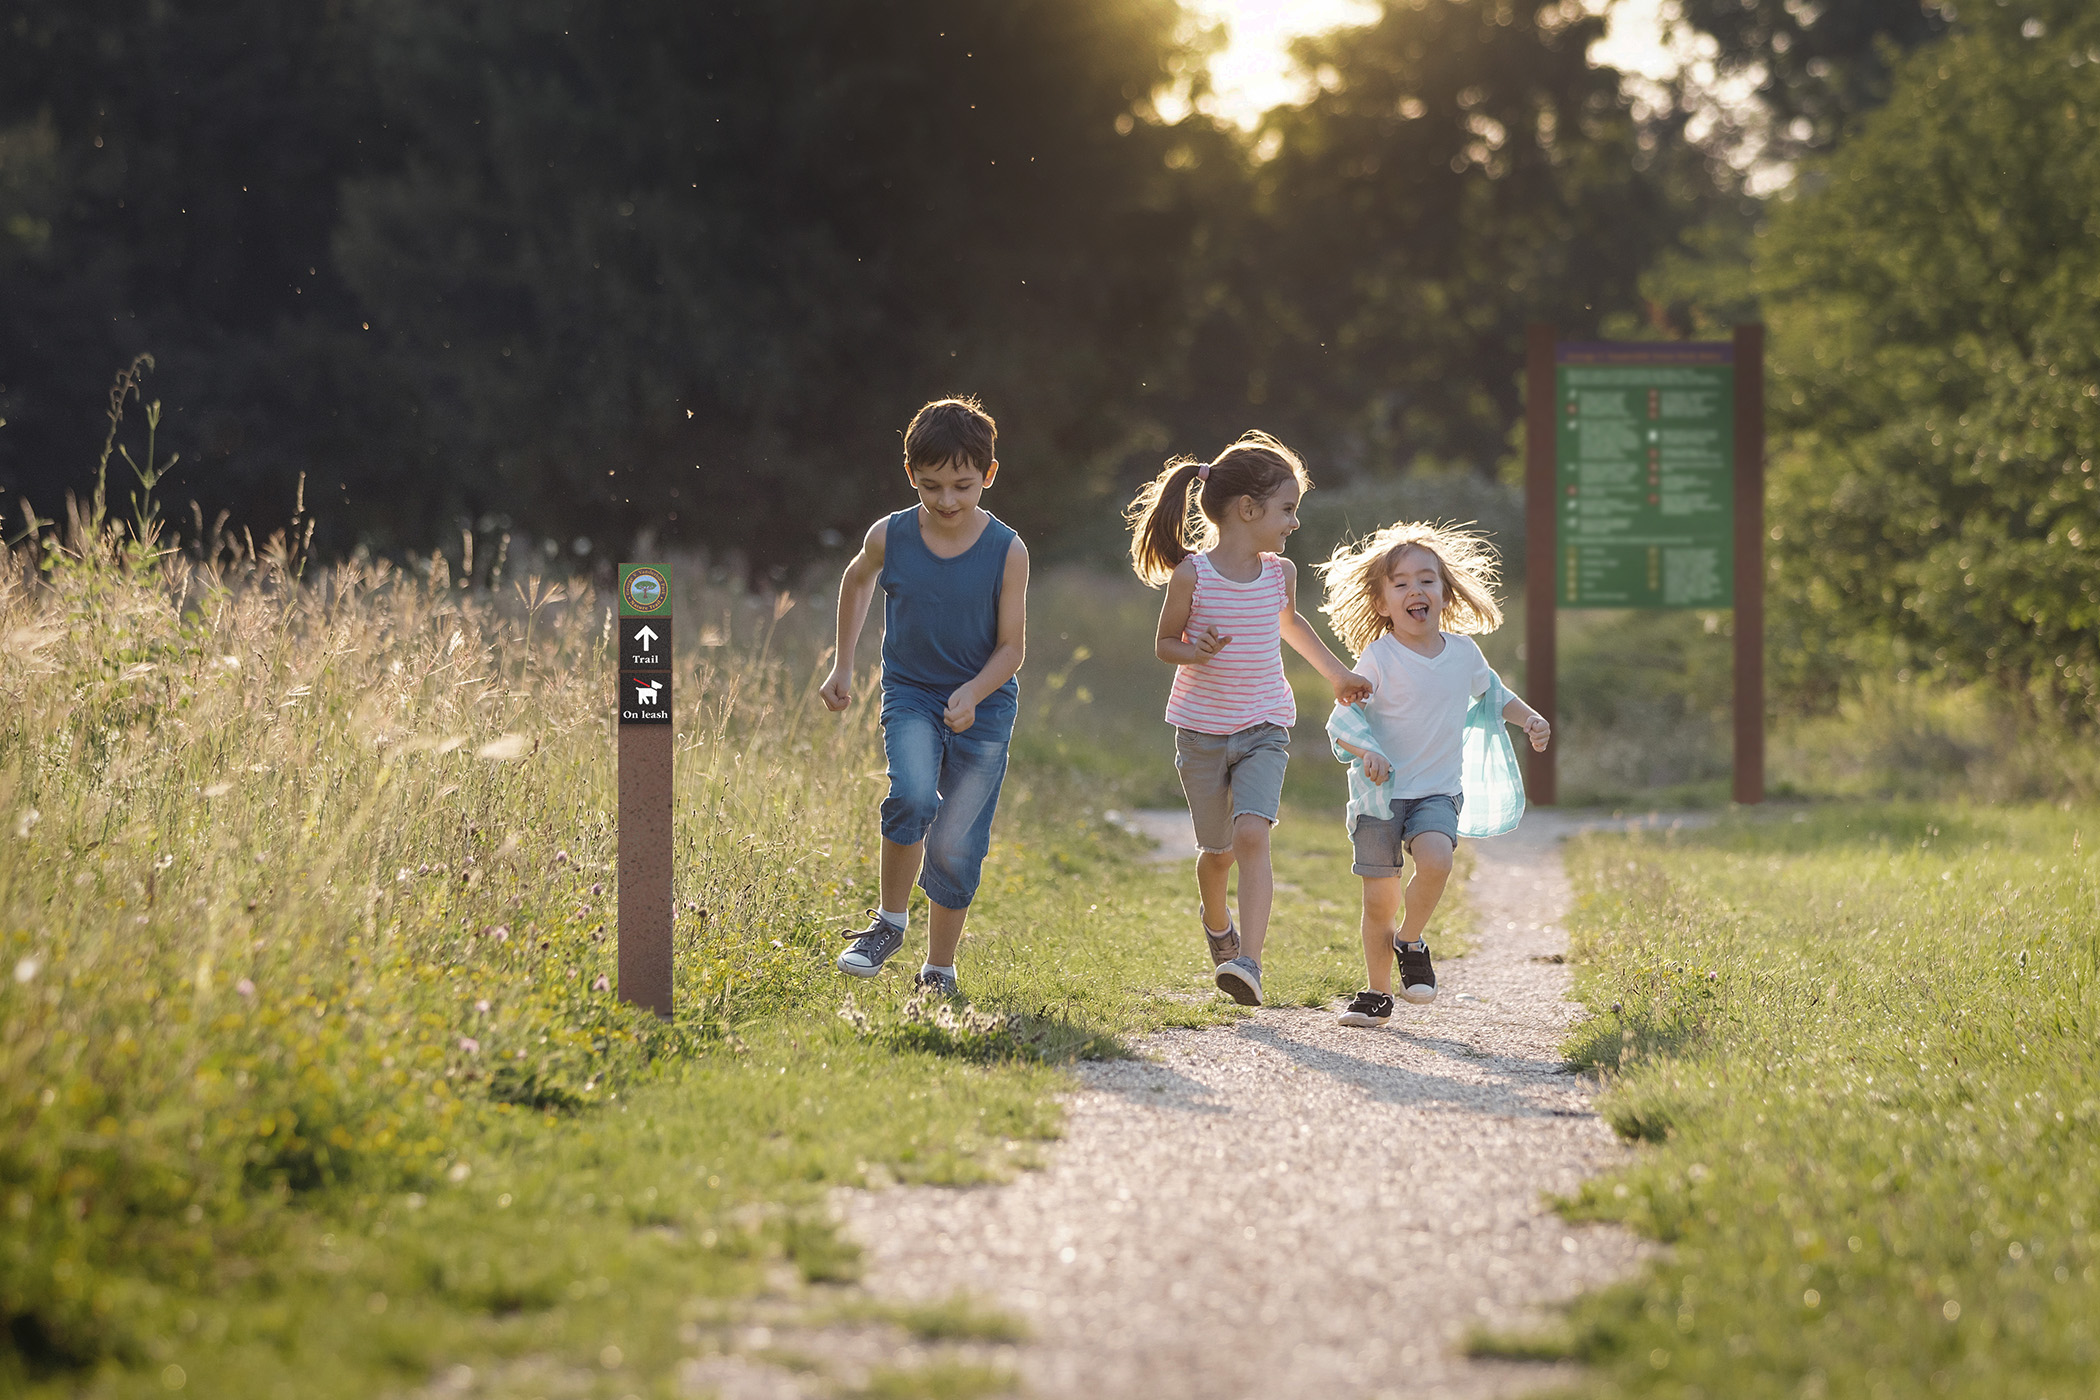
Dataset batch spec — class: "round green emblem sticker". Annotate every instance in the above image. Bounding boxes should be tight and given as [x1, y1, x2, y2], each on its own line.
[623, 566, 669, 614]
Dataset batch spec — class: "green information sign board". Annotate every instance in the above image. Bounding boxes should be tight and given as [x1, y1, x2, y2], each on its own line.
[1554, 342, 1734, 607]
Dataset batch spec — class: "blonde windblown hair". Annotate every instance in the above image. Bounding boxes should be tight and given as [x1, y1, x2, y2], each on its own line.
[1316, 521, 1505, 656]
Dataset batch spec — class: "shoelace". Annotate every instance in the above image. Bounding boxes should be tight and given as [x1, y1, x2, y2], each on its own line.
[840, 912, 897, 945]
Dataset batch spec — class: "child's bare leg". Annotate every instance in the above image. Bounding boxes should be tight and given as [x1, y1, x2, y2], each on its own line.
[880, 836, 924, 914]
[1196, 849, 1235, 934]
[926, 901, 966, 967]
[1231, 814, 1273, 961]
[1359, 876, 1403, 993]
[1396, 833, 1454, 944]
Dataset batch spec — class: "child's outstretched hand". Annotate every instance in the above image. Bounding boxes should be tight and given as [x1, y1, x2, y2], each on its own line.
[1360, 750, 1391, 784]
[1332, 670, 1372, 705]
[1524, 713, 1551, 752]
[820, 668, 853, 711]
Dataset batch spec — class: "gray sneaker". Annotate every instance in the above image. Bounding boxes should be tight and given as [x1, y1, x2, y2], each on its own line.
[1202, 912, 1241, 966]
[1214, 955, 1263, 1006]
[912, 966, 960, 998]
[837, 913, 905, 977]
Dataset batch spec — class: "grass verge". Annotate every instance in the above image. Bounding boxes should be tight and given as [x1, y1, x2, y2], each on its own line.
[1470, 802, 2100, 1399]
[0, 528, 1401, 1396]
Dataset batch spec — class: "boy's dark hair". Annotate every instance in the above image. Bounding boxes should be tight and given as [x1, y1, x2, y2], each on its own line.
[903, 396, 997, 474]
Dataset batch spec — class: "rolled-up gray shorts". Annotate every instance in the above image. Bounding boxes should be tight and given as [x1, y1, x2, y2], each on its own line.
[1350, 793, 1463, 877]
[1174, 723, 1290, 853]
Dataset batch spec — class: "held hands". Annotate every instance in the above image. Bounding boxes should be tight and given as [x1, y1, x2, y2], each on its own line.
[820, 668, 853, 712]
[943, 686, 978, 733]
[1523, 713, 1552, 752]
[1331, 670, 1373, 705]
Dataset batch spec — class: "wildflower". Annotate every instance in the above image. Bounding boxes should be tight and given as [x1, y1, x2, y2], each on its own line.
[13, 809, 39, 838]
[592, 974, 610, 992]
[13, 956, 39, 984]
[236, 978, 255, 998]
[590, 882, 604, 897]
[475, 999, 491, 1014]
[458, 1037, 480, 1054]
[555, 850, 570, 865]
[838, 993, 870, 1034]
[418, 863, 430, 875]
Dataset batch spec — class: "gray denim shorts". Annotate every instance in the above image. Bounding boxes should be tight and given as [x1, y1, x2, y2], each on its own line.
[1350, 793, 1463, 877]
[1174, 723, 1290, 853]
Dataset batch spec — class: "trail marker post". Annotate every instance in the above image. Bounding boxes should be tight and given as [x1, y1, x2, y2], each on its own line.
[1522, 327, 1766, 805]
[617, 562, 673, 1018]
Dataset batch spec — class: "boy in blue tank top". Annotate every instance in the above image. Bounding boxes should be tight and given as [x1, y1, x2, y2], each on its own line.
[820, 397, 1029, 997]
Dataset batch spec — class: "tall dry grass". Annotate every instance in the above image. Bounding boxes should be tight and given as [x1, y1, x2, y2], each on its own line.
[0, 515, 879, 1366]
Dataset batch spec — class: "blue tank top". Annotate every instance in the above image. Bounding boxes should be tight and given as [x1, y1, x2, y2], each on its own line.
[879, 507, 1020, 737]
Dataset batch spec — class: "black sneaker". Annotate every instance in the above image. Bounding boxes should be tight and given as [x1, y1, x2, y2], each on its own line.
[1337, 989, 1394, 1028]
[837, 913, 905, 977]
[1396, 940, 1437, 1004]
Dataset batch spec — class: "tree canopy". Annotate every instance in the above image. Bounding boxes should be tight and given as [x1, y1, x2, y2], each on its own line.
[0, 0, 1714, 572]
[1761, 3, 2100, 720]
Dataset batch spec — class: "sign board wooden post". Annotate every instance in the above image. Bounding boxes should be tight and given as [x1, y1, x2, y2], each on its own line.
[616, 563, 673, 1019]
[1731, 324, 1766, 805]
[1523, 324, 1559, 806]
[1522, 328, 1766, 805]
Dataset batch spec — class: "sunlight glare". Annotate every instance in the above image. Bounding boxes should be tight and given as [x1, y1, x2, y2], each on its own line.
[1181, 0, 1381, 128]
[1182, 0, 1684, 131]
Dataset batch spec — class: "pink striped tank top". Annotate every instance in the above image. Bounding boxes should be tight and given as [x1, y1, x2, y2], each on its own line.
[1164, 552, 1296, 735]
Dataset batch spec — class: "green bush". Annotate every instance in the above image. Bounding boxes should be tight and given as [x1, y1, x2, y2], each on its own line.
[1761, 5, 2100, 724]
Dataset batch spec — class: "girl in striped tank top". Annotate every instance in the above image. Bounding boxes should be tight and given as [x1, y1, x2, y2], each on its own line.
[1125, 432, 1372, 1006]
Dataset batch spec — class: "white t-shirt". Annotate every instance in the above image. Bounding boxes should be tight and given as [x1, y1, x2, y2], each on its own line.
[1354, 632, 1493, 799]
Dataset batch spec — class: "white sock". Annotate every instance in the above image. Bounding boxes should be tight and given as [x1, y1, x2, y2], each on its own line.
[879, 907, 908, 931]
[920, 962, 955, 978]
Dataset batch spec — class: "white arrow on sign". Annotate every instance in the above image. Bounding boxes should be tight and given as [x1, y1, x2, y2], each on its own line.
[633, 625, 659, 651]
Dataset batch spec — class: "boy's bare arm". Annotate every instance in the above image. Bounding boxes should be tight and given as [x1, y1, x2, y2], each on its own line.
[1155, 559, 1227, 665]
[1501, 690, 1552, 751]
[820, 519, 888, 711]
[943, 538, 1029, 732]
[1277, 559, 1371, 703]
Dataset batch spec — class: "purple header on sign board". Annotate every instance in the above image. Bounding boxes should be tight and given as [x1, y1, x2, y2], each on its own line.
[1556, 341, 1733, 366]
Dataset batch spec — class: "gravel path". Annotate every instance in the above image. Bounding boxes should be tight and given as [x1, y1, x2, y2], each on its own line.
[832, 810, 1700, 1400]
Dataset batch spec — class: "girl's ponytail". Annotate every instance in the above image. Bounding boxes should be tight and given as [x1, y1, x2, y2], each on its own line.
[1125, 457, 1207, 586]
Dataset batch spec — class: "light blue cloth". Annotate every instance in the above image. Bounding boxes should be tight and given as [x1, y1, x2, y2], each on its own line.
[1326, 673, 1527, 839]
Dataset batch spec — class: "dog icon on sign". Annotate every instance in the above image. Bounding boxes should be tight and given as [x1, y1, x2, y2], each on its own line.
[634, 680, 660, 706]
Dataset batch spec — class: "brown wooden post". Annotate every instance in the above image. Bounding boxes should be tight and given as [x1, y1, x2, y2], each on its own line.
[1524, 324, 1558, 806]
[1731, 326, 1766, 805]
[617, 563, 674, 1018]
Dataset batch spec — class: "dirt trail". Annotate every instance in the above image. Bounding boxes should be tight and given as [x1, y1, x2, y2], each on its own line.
[828, 810, 1701, 1400]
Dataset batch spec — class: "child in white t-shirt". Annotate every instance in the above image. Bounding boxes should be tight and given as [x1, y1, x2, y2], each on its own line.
[1315, 523, 1550, 1028]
